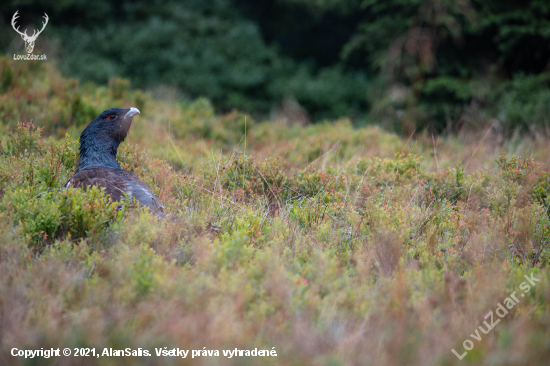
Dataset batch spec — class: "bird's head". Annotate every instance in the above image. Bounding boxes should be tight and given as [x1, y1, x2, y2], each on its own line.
[87, 107, 140, 144]
[77, 107, 140, 171]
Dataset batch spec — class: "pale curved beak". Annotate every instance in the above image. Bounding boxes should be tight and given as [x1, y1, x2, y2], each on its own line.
[126, 107, 140, 118]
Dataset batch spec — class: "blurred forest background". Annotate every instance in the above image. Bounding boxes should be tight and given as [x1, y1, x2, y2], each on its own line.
[1, 0, 550, 134]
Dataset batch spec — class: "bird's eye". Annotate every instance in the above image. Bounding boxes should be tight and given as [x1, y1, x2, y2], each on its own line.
[105, 115, 118, 120]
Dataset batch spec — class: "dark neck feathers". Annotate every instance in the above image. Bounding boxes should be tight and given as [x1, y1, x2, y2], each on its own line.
[76, 127, 124, 172]
[75, 107, 137, 172]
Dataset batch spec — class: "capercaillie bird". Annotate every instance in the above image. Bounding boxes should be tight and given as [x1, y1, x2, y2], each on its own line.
[65, 107, 166, 218]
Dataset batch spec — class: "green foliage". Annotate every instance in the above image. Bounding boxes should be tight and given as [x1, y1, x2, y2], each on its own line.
[0, 120, 78, 195]
[357, 153, 423, 181]
[219, 154, 287, 204]
[293, 167, 345, 202]
[1, 60, 550, 365]
[291, 0, 550, 131]
[424, 163, 465, 205]
[0, 57, 151, 136]
[36, 135, 79, 188]
[129, 244, 159, 296]
[3, 187, 62, 247]
[2, 185, 125, 247]
[3, 1, 550, 130]
[496, 153, 538, 184]
[0, 57, 13, 92]
[532, 170, 550, 209]
[3, 121, 42, 156]
[491, 73, 550, 131]
[212, 230, 254, 269]
[0, 1, 369, 120]
[63, 186, 127, 238]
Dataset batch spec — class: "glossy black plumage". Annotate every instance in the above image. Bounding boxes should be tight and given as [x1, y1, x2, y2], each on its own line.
[66, 107, 165, 217]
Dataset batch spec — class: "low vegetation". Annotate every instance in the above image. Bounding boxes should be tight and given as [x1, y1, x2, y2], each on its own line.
[1, 58, 550, 365]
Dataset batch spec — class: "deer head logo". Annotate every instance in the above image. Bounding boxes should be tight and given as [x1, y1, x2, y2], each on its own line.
[11, 11, 49, 54]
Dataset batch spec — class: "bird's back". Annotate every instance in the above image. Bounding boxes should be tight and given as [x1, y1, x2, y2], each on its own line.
[66, 167, 165, 217]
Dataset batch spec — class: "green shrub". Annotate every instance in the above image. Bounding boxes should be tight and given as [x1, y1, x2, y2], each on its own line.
[211, 230, 254, 269]
[3, 121, 42, 157]
[1, 185, 126, 248]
